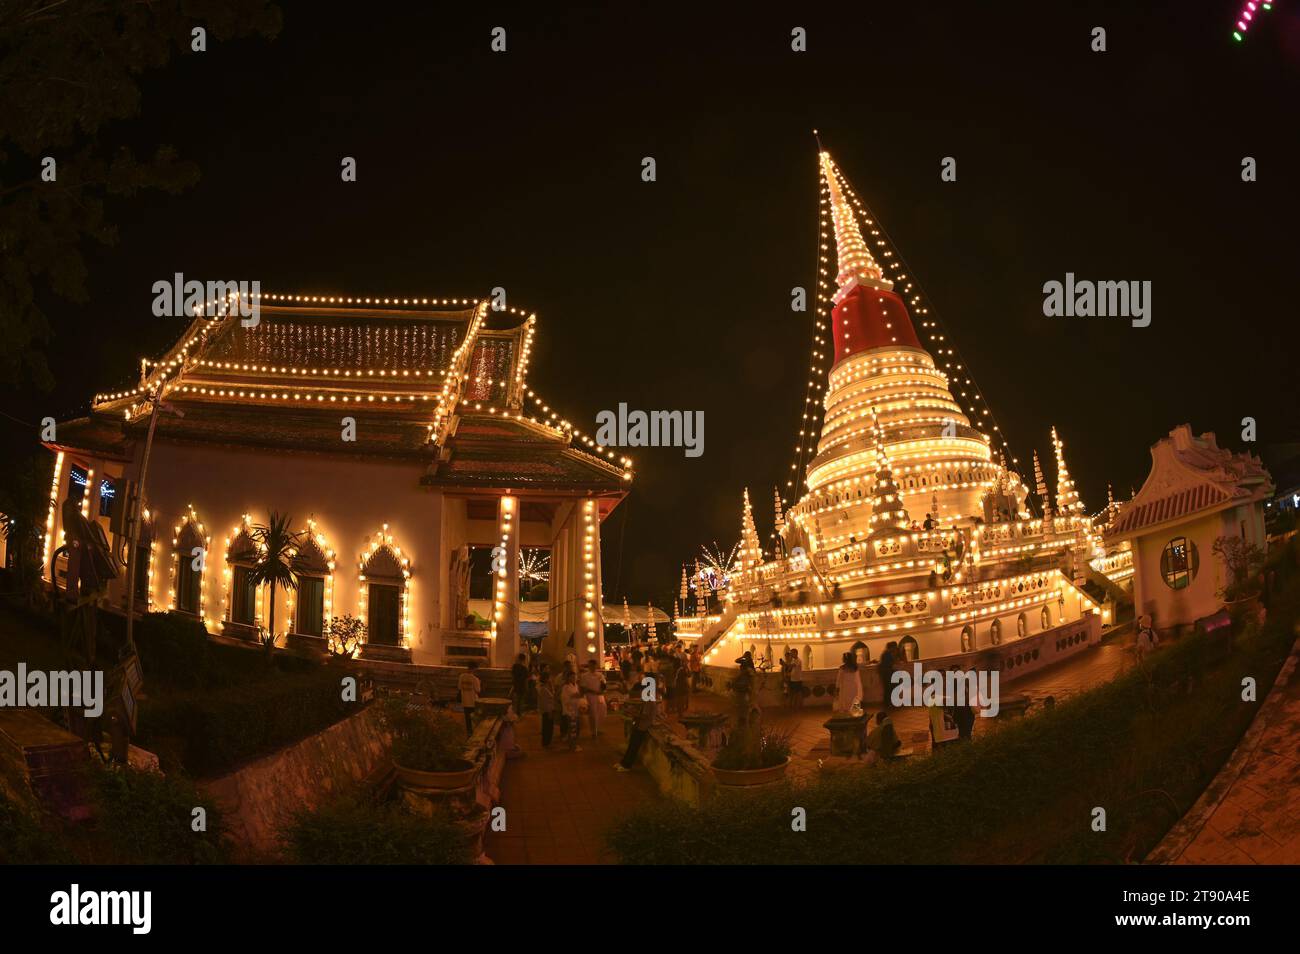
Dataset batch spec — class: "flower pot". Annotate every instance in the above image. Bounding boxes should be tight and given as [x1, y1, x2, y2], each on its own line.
[711, 757, 789, 787]
[394, 759, 477, 792]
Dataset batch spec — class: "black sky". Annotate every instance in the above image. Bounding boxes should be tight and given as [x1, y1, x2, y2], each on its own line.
[8, 0, 1299, 606]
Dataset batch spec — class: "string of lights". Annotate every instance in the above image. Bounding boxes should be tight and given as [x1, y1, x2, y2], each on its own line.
[823, 159, 1027, 483]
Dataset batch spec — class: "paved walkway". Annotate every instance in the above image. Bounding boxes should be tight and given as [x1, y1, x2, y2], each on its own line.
[1150, 638, 1300, 865]
[483, 713, 658, 865]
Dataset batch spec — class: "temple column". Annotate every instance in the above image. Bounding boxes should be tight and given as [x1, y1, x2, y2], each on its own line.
[491, 494, 520, 668]
[544, 503, 573, 660]
[578, 498, 604, 665]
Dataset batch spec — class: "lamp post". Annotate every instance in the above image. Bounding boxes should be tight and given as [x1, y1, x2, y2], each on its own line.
[122, 391, 183, 658]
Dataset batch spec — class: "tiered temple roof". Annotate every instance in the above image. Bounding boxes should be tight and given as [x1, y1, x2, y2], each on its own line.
[53, 295, 630, 495]
[1108, 425, 1273, 539]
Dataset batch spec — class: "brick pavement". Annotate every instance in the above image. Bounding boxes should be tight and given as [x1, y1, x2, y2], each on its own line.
[1151, 639, 1300, 865]
[483, 712, 658, 865]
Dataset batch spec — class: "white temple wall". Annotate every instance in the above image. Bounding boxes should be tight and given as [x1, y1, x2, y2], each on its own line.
[1131, 506, 1264, 630]
[132, 440, 444, 659]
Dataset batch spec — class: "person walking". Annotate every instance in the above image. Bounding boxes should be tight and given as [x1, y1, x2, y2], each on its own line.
[537, 666, 557, 748]
[787, 649, 804, 709]
[615, 674, 657, 772]
[560, 672, 583, 752]
[671, 661, 690, 718]
[688, 645, 702, 689]
[510, 652, 530, 715]
[578, 659, 607, 739]
[458, 661, 482, 736]
[878, 641, 900, 710]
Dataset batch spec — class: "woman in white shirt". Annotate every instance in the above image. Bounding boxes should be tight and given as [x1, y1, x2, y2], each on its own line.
[833, 652, 863, 715]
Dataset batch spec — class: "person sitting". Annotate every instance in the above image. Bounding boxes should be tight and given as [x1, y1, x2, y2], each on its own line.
[865, 710, 902, 762]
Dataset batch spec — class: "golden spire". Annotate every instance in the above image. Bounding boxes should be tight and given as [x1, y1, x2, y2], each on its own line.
[819, 150, 891, 302]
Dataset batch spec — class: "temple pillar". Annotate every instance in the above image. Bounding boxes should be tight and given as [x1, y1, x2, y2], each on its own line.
[578, 498, 604, 665]
[491, 494, 520, 668]
[545, 503, 572, 660]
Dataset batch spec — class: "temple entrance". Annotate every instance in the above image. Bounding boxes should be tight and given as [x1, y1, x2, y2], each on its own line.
[367, 582, 401, 645]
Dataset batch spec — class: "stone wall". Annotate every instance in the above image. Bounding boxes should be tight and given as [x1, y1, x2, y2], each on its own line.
[634, 722, 716, 807]
[199, 704, 389, 859]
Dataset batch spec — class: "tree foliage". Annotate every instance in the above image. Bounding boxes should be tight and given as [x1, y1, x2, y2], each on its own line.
[0, 0, 282, 387]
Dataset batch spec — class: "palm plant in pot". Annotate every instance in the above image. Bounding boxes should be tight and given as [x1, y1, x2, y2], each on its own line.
[381, 697, 476, 791]
[247, 512, 302, 659]
[1213, 535, 1266, 621]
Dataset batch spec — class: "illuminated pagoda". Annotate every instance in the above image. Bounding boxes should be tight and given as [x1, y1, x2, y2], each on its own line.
[676, 151, 1131, 700]
[40, 294, 630, 667]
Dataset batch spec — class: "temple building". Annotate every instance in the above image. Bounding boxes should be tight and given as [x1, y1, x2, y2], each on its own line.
[676, 151, 1132, 702]
[1107, 425, 1272, 629]
[41, 295, 630, 667]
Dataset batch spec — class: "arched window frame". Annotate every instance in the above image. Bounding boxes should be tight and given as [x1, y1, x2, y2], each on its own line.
[288, 519, 336, 638]
[222, 514, 262, 632]
[170, 506, 209, 620]
[359, 524, 412, 648]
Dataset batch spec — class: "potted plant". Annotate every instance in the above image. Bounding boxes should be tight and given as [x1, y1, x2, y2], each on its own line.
[247, 512, 303, 660]
[712, 725, 792, 786]
[381, 698, 477, 791]
[324, 614, 366, 661]
[710, 670, 791, 786]
[1213, 536, 1266, 621]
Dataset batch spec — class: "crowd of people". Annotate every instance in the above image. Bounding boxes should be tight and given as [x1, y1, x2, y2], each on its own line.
[455, 635, 987, 774]
[454, 643, 704, 770]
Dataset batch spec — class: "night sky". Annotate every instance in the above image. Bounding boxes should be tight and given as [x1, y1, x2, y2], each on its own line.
[8, 1, 1299, 606]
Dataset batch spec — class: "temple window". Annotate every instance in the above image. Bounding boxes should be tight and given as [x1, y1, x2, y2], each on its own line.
[226, 529, 258, 626]
[960, 625, 973, 652]
[1160, 536, 1197, 590]
[989, 618, 1002, 645]
[291, 530, 334, 638]
[172, 510, 208, 617]
[899, 635, 919, 661]
[359, 527, 411, 647]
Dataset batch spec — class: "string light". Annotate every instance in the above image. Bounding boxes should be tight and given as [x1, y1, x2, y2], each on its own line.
[1234, 1, 1276, 41]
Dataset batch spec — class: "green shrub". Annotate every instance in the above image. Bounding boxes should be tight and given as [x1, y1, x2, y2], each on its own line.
[136, 669, 356, 777]
[134, 613, 215, 689]
[381, 697, 468, 772]
[93, 766, 227, 864]
[280, 795, 473, 865]
[0, 792, 76, 864]
[133, 612, 317, 691]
